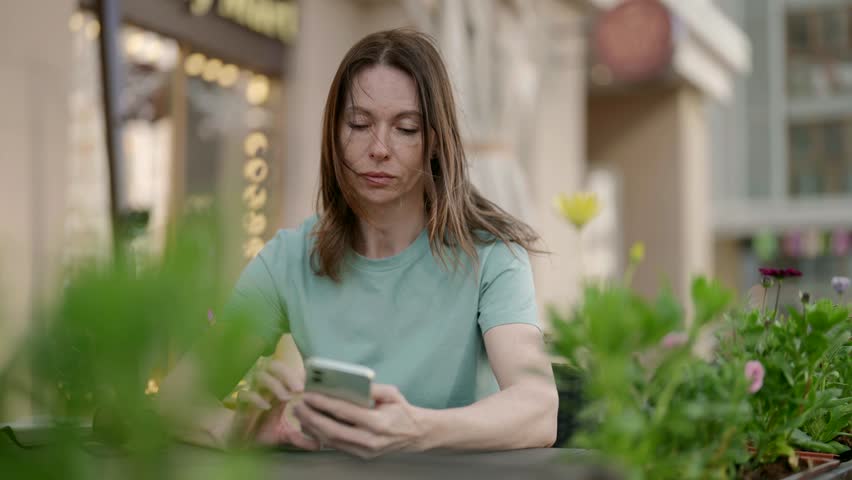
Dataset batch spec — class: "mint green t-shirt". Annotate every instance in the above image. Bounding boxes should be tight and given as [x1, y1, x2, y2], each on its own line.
[223, 216, 539, 409]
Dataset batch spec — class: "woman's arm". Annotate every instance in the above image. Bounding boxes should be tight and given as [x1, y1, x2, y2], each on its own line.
[156, 334, 315, 450]
[294, 323, 558, 457]
[414, 323, 558, 450]
[155, 351, 238, 450]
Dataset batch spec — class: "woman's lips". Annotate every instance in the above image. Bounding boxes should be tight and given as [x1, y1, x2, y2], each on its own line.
[361, 172, 395, 186]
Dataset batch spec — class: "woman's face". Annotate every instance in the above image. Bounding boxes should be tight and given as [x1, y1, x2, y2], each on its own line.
[339, 65, 426, 210]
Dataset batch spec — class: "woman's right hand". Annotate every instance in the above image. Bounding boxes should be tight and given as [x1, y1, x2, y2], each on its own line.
[228, 357, 320, 450]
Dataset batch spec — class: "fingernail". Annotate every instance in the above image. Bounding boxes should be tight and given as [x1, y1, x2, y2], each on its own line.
[259, 399, 271, 410]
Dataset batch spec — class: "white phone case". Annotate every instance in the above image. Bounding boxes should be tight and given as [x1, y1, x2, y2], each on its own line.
[304, 357, 375, 408]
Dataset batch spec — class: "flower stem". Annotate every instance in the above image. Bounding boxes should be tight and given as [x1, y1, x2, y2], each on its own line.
[577, 230, 585, 285]
[772, 281, 782, 322]
[761, 287, 768, 318]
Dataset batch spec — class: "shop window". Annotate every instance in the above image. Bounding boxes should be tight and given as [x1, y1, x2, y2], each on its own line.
[788, 120, 852, 196]
[65, 9, 283, 281]
[785, 7, 852, 98]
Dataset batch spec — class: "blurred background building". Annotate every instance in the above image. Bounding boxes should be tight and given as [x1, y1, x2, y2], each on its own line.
[712, 0, 852, 302]
[1, 0, 777, 413]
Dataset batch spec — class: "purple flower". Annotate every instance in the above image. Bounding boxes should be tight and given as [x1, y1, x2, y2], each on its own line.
[832, 277, 850, 295]
[745, 360, 765, 394]
[661, 331, 689, 349]
[207, 309, 215, 325]
[759, 267, 802, 279]
[758, 268, 779, 277]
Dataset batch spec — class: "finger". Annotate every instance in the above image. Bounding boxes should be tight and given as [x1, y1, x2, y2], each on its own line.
[283, 423, 322, 451]
[301, 421, 383, 459]
[302, 393, 379, 429]
[266, 360, 305, 392]
[236, 390, 271, 410]
[294, 402, 377, 448]
[288, 432, 322, 451]
[325, 438, 383, 459]
[229, 401, 284, 447]
[371, 384, 403, 404]
[229, 409, 266, 445]
[255, 371, 291, 402]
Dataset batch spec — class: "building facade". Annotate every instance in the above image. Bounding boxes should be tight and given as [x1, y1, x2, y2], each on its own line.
[0, 0, 753, 406]
[712, 0, 852, 300]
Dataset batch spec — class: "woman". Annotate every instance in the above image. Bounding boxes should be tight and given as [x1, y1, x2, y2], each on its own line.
[160, 28, 558, 458]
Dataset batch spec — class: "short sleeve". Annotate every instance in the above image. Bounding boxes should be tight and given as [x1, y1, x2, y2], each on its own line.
[477, 243, 540, 334]
[222, 248, 289, 352]
[195, 242, 289, 399]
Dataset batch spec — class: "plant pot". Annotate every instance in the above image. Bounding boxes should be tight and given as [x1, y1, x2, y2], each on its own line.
[742, 448, 842, 480]
[809, 460, 852, 480]
[783, 457, 841, 480]
[741, 447, 845, 480]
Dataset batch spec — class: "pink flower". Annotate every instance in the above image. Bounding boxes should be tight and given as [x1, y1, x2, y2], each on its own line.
[207, 309, 215, 325]
[745, 360, 765, 394]
[661, 331, 689, 349]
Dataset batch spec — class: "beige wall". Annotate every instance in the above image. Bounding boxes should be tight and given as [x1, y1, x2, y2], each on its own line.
[279, 0, 411, 227]
[527, 1, 587, 322]
[0, 0, 75, 416]
[714, 237, 744, 298]
[588, 85, 713, 304]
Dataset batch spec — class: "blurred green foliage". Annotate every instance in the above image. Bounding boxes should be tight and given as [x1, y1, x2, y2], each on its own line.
[550, 257, 851, 479]
[0, 213, 270, 479]
[550, 278, 752, 480]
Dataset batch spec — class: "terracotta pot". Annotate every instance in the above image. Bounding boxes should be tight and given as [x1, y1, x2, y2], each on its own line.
[744, 446, 842, 480]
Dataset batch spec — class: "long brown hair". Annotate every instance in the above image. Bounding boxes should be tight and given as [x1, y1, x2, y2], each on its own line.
[312, 28, 540, 281]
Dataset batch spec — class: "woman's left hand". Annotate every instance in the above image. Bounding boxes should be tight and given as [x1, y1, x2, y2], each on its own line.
[293, 384, 428, 459]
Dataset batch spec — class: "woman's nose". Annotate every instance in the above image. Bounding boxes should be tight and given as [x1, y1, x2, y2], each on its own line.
[367, 127, 391, 160]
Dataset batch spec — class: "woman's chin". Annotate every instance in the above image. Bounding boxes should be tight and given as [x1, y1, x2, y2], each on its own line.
[353, 191, 403, 209]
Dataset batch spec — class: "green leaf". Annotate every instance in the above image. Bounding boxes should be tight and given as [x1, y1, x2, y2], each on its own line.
[807, 310, 831, 332]
[790, 429, 843, 453]
[692, 277, 733, 327]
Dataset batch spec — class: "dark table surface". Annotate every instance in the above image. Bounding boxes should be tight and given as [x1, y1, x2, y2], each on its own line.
[175, 447, 618, 480]
[2, 421, 620, 480]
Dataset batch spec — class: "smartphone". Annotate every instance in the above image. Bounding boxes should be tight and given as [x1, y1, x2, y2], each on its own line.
[304, 357, 375, 408]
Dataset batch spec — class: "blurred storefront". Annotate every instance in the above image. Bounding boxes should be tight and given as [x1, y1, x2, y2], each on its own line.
[68, 0, 296, 280]
[584, 0, 751, 303]
[711, 0, 852, 300]
[0, 0, 753, 359]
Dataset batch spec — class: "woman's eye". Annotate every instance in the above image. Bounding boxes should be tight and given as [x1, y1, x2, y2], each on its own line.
[348, 123, 369, 130]
[398, 128, 419, 135]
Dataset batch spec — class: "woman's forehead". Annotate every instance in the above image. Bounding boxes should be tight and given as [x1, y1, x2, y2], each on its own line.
[347, 65, 420, 114]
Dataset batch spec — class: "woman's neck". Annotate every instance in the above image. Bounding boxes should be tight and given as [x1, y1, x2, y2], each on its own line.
[353, 203, 426, 259]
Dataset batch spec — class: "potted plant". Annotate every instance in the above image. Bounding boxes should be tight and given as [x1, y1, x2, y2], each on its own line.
[548, 192, 851, 479]
[721, 271, 851, 479]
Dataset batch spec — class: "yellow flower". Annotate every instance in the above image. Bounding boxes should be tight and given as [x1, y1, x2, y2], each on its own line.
[553, 192, 601, 229]
[629, 242, 645, 264]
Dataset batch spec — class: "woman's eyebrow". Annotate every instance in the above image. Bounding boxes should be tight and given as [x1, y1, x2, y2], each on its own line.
[394, 110, 422, 119]
[344, 106, 421, 119]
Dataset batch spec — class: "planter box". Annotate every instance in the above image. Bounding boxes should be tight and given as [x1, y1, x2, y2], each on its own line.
[782, 457, 840, 480]
[810, 460, 852, 480]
